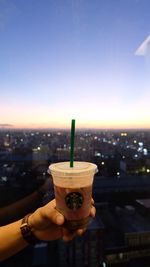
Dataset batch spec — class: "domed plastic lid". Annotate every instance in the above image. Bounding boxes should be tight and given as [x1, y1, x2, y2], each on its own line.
[49, 161, 98, 177]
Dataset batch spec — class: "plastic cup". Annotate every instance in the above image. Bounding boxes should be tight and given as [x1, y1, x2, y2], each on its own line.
[48, 161, 98, 230]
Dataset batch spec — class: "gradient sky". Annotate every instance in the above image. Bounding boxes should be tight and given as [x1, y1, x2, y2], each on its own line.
[1, 0, 150, 129]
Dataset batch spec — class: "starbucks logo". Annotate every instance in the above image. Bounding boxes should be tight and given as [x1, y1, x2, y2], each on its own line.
[65, 192, 83, 210]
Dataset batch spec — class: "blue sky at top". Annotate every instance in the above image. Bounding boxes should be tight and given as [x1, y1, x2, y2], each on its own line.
[0, 0, 150, 128]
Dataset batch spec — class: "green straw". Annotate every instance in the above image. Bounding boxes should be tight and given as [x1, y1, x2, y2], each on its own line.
[70, 119, 75, 167]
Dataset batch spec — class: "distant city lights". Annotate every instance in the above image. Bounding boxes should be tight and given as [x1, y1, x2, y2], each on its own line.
[95, 152, 101, 157]
[138, 147, 143, 152]
[113, 142, 117, 146]
[1, 176, 7, 182]
[138, 142, 143, 147]
[0, 129, 150, 181]
[143, 148, 148, 155]
[121, 133, 127, 136]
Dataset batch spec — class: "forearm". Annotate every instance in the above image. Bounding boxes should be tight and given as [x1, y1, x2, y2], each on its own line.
[0, 219, 28, 262]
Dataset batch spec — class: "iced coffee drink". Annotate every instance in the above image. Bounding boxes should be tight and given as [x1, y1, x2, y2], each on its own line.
[49, 161, 97, 230]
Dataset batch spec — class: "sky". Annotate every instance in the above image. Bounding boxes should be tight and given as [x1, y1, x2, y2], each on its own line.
[0, 0, 150, 129]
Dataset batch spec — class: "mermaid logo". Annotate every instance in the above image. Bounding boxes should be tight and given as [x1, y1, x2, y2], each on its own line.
[65, 192, 83, 210]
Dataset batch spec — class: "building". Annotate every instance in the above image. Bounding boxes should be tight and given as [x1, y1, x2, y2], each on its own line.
[57, 216, 104, 267]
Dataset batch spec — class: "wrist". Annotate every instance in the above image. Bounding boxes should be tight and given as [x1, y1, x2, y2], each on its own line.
[20, 214, 40, 245]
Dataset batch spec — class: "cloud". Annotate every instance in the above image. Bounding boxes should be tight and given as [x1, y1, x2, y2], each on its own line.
[0, 123, 13, 127]
[135, 35, 150, 56]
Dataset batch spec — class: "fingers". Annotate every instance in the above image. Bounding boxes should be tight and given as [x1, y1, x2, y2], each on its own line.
[41, 199, 65, 226]
[76, 228, 86, 236]
[62, 228, 76, 241]
[43, 198, 96, 226]
[62, 226, 88, 241]
[90, 197, 96, 218]
[90, 205, 96, 218]
[91, 198, 94, 205]
[32, 197, 96, 236]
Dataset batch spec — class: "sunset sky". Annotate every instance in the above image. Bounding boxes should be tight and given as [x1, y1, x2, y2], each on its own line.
[1, 0, 150, 129]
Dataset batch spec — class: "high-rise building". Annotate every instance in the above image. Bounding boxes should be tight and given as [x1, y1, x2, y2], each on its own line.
[57, 216, 104, 267]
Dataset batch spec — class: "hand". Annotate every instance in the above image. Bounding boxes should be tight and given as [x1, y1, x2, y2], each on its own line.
[28, 198, 96, 242]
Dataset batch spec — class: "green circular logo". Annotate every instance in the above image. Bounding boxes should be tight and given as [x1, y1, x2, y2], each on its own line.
[65, 192, 84, 210]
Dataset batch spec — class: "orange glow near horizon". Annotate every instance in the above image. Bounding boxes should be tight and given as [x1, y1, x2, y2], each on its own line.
[3, 119, 150, 130]
[1, 95, 150, 130]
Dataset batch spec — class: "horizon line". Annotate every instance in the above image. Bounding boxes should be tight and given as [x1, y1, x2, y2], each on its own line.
[0, 126, 150, 131]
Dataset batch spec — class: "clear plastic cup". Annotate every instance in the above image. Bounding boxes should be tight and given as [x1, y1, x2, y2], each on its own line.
[48, 161, 98, 230]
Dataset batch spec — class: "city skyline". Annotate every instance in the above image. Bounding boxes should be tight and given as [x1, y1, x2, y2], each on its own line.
[1, 0, 150, 129]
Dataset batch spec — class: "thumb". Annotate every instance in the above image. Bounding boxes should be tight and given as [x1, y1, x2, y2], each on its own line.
[41, 199, 65, 226]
